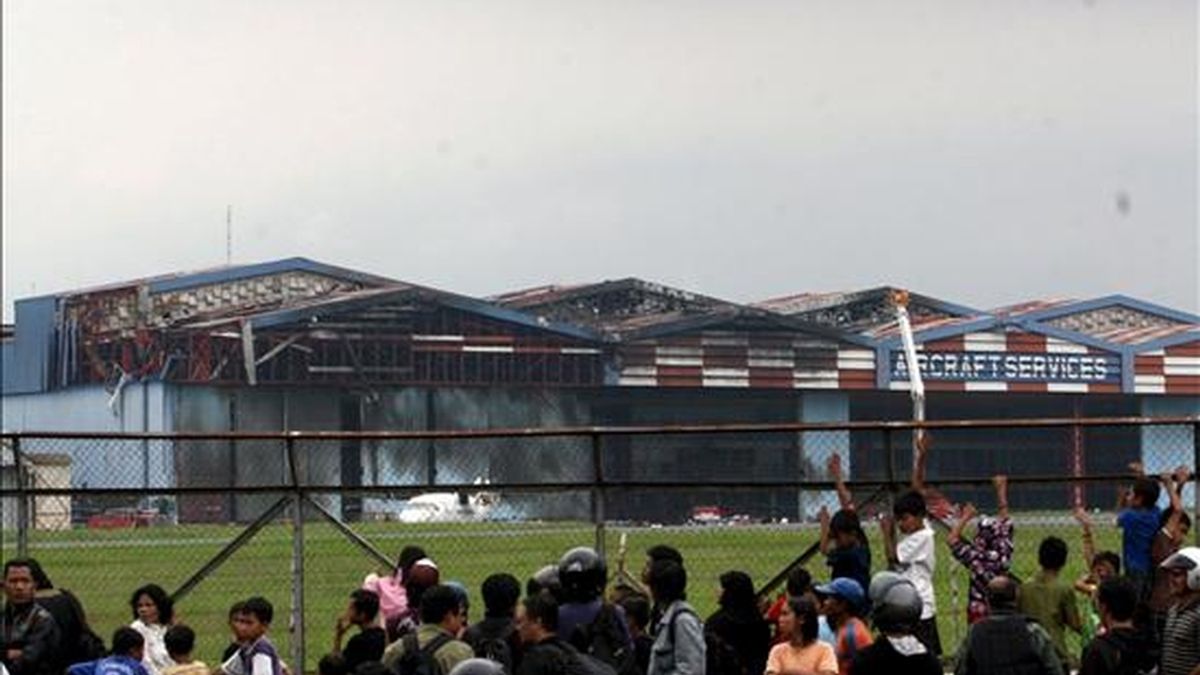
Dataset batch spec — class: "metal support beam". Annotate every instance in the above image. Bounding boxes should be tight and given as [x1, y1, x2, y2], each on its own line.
[14, 437, 29, 557]
[287, 437, 306, 673]
[172, 495, 292, 601]
[591, 433, 606, 558]
[255, 333, 307, 366]
[241, 320, 257, 386]
[304, 495, 392, 569]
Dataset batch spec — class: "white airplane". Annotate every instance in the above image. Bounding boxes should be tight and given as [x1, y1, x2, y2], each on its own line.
[395, 478, 499, 523]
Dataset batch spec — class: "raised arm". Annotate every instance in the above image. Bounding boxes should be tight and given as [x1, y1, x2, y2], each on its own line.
[819, 505, 833, 555]
[828, 454, 855, 511]
[880, 514, 899, 566]
[993, 474, 1009, 521]
[1073, 506, 1097, 567]
[947, 502, 976, 548]
[912, 431, 930, 492]
[1163, 467, 1187, 542]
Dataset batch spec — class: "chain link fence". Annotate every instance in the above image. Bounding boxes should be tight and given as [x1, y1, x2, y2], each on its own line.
[2, 417, 1196, 671]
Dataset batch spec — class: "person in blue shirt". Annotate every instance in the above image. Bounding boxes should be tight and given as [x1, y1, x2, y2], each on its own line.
[1116, 475, 1162, 599]
[68, 628, 150, 675]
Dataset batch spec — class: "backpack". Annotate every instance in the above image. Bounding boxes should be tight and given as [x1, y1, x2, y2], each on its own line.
[547, 640, 618, 675]
[470, 622, 517, 674]
[567, 604, 637, 675]
[670, 609, 741, 675]
[394, 632, 454, 675]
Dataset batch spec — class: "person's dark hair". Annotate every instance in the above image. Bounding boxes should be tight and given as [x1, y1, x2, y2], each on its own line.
[1131, 478, 1161, 508]
[522, 590, 559, 633]
[130, 584, 175, 625]
[786, 596, 819, 645]
[645, 545, 683, 566]
[111, 627, 145, 657]
[1097, 578, 1138, 622]
[350, 589, 380, 622]
[2, 559, 39, 583]
[397, 546, 427, 577]
[985, 575, 1019, 610]
[13, 558, 53, 589]
[830, 510, 869, 547]
[1092, 551, 1121, 576]
[785, 567, 813, 597]
[227, 600, 247, 620]
[646, 559, 687, 604]
[1038, 537, 1068, 571]
[893, 490, 927, 518]
[420, 585, 463, 625]
[242, 596, 274, 625]
[481, 573, 521, 618]
[1160, 507, 1192, 531]
[618, 593, 650, 632]
[164, 625, 196, 658]
[319, 653, 349, 675]
[718, 571, 758, 618]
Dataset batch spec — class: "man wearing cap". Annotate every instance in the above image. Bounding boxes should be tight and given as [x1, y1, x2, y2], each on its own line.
[1159, 547, 1200, 675]
[815, 579, 872, 675]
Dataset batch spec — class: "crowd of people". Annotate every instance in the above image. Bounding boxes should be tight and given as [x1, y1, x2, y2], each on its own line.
[2, 435, 1198, 675]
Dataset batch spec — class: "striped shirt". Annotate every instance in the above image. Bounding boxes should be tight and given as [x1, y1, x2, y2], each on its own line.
[1161, 596, 1200, 675]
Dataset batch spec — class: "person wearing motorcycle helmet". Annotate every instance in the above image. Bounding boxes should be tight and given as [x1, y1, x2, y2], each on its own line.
[527, 566, 562, 602]
[1159, 546, 1200, 675]
[555, 548, 633, 672]
[849, 572, 941, 675]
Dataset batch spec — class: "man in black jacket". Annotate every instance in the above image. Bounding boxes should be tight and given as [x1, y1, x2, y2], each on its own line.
[464, 574, 523, 674]
[1, 559, 61, 675]
[1080, 578, 1156, 675]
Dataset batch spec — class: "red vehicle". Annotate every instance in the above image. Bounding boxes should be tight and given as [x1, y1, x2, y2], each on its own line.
[86, 508, 159, 529]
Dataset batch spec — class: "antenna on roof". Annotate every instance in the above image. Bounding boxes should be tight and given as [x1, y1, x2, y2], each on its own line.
[225, 204, 233, 265]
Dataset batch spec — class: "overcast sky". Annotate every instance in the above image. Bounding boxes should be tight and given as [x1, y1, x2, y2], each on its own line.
[3, 0, 1197, 322]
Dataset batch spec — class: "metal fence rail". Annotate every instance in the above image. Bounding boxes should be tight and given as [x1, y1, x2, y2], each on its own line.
[1, 416, 1197, 672]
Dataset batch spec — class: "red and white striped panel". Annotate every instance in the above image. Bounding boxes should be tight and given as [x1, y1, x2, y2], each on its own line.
[616, 333, 875, 389]
[1134, 341, 1200, 394]
[887, 330, 1121, 394]
[410, 334, 602, 356]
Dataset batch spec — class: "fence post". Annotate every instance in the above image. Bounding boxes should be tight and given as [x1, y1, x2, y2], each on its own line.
[1194, 422, 1199, 547]
[14, 436, 29, 557]
[286, 436, 305, 674]
[591, 433, 606, 558]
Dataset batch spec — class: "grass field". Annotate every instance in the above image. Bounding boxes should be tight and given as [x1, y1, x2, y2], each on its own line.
[1, 516, 1118, 671]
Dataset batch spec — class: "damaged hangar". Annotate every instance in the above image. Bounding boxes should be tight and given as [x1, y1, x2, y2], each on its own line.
[3, 257, 1197, 522]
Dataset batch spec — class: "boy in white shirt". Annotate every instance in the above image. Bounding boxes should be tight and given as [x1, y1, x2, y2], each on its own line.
[881, 489, 940, 656]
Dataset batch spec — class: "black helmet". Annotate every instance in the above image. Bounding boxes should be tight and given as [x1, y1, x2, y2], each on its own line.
[448, 659, 505, 675]
[868, 572, 922, 633]
[558, 546, 607, 603]
[527, 564, 562, 599]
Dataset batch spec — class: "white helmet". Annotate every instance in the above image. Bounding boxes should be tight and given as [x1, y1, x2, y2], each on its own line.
[1161, 546, 1200, 591]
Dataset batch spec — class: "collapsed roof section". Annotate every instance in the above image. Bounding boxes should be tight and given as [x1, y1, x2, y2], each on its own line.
[492, 278, 735, 339]
[755, 286, 983, 339]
